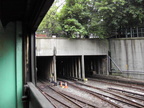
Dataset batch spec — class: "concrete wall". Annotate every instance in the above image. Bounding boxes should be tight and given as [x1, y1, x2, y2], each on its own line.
[36, 38, 109, 56]
[110, 38, 144, 80]
[36, 38, 144, 80]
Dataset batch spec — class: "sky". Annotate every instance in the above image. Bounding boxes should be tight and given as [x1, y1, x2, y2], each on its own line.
[55, 0, 65, 12]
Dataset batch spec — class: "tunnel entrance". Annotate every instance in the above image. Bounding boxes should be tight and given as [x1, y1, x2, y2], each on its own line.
[56, 56, 82, 79]
[37, 56, 53, 81]
[36, 55, 108, 82]
[84, 55, 108, 77]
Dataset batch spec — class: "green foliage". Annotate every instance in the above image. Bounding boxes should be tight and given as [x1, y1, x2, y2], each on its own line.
[38, 0, 144, 38]
[94, 0, 144, 37]
[58, 0, 91, 38]
[37, 0, 62, 36]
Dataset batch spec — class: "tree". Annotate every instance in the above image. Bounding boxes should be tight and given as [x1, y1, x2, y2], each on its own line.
[39, 0, 144, 38]
[37, 0, 63, 36]
[94, 0, 144, 37]
[58, 0, 144, 38]
[58, 0, 91, 38]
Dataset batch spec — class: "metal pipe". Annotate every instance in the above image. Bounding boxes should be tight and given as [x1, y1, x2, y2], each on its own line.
[111, 71, 144, 75]
[108, 56, 122, 73]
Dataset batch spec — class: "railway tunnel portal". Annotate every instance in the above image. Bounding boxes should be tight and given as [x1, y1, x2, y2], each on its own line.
[36, 38, 109, 82]
[36, 38, 144, 82]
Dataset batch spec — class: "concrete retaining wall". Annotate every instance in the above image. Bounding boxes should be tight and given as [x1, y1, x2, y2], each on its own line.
[36, 38, 109, 56]
[36, 38, 144, 80]
[110, 38, 144, 80]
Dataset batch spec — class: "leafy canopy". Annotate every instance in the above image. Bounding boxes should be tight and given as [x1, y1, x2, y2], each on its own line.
[37, 0, 63, 36]
[38, 0, 144, 38]
[94, 0, 144, 37]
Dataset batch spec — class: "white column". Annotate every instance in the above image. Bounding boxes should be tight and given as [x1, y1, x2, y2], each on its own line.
[53, 55, 57, 82]
[75, 58, 78, 78]
[78, 57, 81, 79]
[81, 55, 85, 80]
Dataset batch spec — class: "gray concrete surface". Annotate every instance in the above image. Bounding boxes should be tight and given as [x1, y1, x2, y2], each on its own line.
[110, 38, 144, 80]
[36, 38, 144, 80]
[36, 38, 109, 56]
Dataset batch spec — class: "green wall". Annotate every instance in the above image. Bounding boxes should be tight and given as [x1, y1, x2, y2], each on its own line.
[0, 22, 23, 108]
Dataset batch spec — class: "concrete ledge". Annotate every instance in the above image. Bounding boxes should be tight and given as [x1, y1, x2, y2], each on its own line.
[28, 82, 54, 108]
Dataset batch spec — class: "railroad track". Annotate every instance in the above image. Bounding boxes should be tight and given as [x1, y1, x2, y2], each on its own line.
[38, 81, 98, 108]
[108, 87, 144, 101]
[88, 78, 144, 92]
[58, 79, 144, 108]
[88, 75, 144, 86]
[39, 89, 70, 108]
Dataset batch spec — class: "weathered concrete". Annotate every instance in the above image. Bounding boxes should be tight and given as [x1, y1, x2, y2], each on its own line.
[36, 38, 144, 80]
[36, 38, 109, 81]
[81, 55, 85, 80]
[36, 38, 109, 56]
[110, 38, 144, 80]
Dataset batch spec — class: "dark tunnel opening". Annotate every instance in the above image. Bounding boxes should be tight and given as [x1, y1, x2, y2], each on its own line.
[37, 56, 53, 81]
[56, 56, 81, 79]
[36, 55, 108, 82]
[84, 55, 108, 77]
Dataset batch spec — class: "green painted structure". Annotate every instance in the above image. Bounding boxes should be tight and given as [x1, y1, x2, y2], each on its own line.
[0, 0, 54, 108]
[0, 22, 23, 108]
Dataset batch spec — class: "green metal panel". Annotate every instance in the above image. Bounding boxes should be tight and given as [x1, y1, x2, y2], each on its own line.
[0, 22, 23, 108]
[15, 22, 23, 108]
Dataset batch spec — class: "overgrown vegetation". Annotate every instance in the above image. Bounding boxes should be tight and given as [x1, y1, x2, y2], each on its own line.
[37, 0, 144, 38]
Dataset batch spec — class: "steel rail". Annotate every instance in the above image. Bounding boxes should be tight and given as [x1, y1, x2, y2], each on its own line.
[108, 88, 144, 97]
[107, 88, 144, 102]
[88, 78, 144, 91]
[38, 87, 58, 108]
[48, 85, 98, 108]
[58, 79, 122, 108]
[38, 87, 71, 108]
[73, 81, 144, 108]
[38, 81, 92, 108]
[60, 79, 144, 108]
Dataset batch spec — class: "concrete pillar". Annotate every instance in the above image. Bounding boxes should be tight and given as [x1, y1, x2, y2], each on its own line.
[69, 60, 72, 77]
[66, 63, 69, 77]
[72, 58, 74, 78]
[81, 55, 85, 80]
[69, 61, 71, 77]
[93, 59, 96, 75]
[47, 61, 50, 79]
[98, 59, 101, 74]
[78, 57, 81, 79]
[50, 58, 53, 82]
[75, 58, 78, 78]
[91, 61, 93, 71]
[53, 55, 57, 82]
[63, 62, 66, 76]
[107, 56, 109, 75]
